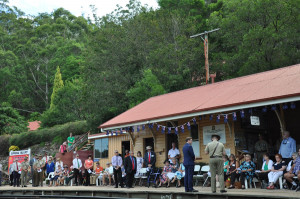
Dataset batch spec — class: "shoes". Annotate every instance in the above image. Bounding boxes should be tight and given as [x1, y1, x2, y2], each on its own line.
[24, 186, 27, 187]
[267, 185, 274, 190]
[212, 191, 216, 193]
[220, 190, 227, 193]
[295, 186, 300, 192]
[291, 185, 297, 190]
[114, 186, 118, 188]
[190, 189, 198, 192]
[228, 186, 234, 189]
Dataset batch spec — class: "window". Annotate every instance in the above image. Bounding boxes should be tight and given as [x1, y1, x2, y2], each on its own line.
[94, 138, 108, 159]
[191, 124, 200, 157]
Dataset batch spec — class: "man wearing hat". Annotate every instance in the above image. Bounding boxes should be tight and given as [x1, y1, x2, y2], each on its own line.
[21, 156, 30, 187]
[144, 146, 156, 169]
[33, 154, 45, 187]
[205, 134, 226, 193]
[11, 159, 21, 187]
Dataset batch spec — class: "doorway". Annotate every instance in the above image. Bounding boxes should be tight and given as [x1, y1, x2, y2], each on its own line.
[166, 133, 179, 160]
[122, 141, 130, 158]
[144, 137, 154, 154]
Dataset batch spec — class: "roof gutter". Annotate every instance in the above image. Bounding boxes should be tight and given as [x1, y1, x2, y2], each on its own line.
[101, 95, 300, 131]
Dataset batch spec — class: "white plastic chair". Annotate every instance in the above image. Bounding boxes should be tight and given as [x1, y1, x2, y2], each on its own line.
[45, 172, 55, 185]
[278, 176, 283, 189]
[245, 177, 258, 189]
[134, 168, 147, 187]
[96, 174, 103, 186]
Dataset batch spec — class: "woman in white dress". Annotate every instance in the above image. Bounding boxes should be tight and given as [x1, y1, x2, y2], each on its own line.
[135, 151, 144, 177]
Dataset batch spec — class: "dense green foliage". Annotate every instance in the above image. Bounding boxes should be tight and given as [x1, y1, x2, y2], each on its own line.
[0, 0, 299, 133]
[9, 120, 89, 149]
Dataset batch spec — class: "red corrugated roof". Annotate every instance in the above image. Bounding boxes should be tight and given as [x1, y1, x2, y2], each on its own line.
[99, 64, 300, 129]
[28, 121, 41, 131]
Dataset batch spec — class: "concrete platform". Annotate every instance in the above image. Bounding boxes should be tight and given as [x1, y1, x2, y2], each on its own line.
[0, 185, 299, 199]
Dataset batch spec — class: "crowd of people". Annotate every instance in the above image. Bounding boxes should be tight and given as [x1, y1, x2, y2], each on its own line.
[5, 131, 300, 195]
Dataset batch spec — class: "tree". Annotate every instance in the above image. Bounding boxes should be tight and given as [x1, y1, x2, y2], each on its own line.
[0, 102, 28, 135]
[208, 0, 300, 79]
[50, 66, 64, 110]
[127, 69, 166, 108]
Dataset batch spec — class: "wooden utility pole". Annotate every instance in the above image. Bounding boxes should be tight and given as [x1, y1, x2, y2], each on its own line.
[190, 28, 220, 84]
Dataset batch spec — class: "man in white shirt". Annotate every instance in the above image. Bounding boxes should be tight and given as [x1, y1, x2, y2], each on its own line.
[42, 152, 50, 164]
[168, 142, 181, 164]
[72, 154, 82, 186]
[111, 150, 123, 188]
[11, 159, 21, 187]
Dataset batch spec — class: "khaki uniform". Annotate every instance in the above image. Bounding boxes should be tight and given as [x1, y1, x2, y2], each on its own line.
[33, 159, 45, 187]
[21, 161, 30, 186]
[205, 140, 225, 192]
[254, 140, 268, 169]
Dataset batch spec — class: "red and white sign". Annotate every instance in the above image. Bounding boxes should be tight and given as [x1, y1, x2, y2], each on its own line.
[8, 149, 31, 173]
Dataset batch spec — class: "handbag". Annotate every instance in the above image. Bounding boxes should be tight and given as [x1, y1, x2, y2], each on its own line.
[210, 143, 220, 158]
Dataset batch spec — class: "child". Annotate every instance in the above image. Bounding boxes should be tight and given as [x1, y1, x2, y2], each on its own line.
[49, 165, 63, 187]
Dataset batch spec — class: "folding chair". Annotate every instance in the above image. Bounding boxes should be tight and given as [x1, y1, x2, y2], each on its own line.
[192, 165, 201, 186]
[200, 165, 210, 187]
[134, 168, 147, 187]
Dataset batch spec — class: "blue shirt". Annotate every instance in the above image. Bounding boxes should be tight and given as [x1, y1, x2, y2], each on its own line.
[279, 137, 296, 158]
[46, 162, 55, 173]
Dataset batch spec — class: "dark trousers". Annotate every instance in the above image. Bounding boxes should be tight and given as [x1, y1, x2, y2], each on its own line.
[184, 165, 194, 192]
[33, 171, 43, 186]
[126, 172, 134, 188]
[240, 172, 248, 186]
[230, 172, 240, 185]
[257, 172, 268, 182]
[113, 168, 123, 187]
[13, 171, 20, 186]
[73, 169, 81, 185]
[10, 173, 13, 186]
[85, 169, 92, 186]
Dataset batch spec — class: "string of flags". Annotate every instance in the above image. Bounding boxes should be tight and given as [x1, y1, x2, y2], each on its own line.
[106, 102, 296, 136]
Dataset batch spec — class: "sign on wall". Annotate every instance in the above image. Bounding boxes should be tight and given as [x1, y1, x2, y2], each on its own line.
[250, 116, 260, 126]
[203, 124, 226, 145]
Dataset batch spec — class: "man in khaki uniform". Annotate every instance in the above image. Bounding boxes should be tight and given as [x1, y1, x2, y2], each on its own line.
[20, 156, 30, 187]
[33, 154, 45, 187]
[205, 134, 226, 193]
[254, 134, 268, 169]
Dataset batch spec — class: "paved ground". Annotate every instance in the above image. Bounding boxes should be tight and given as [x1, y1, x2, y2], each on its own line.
[0, 185, 300, 198]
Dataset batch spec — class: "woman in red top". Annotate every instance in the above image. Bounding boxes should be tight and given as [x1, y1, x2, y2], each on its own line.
[84, 155, 93, 186]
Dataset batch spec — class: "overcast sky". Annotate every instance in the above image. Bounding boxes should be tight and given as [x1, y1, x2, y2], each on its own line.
[8, 0, 159, 17]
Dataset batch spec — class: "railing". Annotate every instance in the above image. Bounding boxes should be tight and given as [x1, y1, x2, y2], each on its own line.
[69, 131, 90, 152]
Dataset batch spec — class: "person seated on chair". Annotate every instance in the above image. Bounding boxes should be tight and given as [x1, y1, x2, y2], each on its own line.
[62, 165, 70, 185]
[227, 154, 240, 189]
[175, 161, 185, 188]
[256, 153, 273, 188]
[284, 152, 299, 190]
[65, 166, 74, 185]
[239, 154, 256, 189]
[94, 162, 104, 185]
[267, 154, 286, 190]
[223, 155, 229, 182]
[46, 157, 55, 178]
[157, 160, 172, 188]
[103, 163, 113, 186]
[49, 165, 63, 187]
[169, 158, 181, 187]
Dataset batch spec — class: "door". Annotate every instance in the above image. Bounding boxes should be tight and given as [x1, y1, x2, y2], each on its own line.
[144, 137, 154, 154]
[122, 141, 130, 158]
[166, 133, 179, 160]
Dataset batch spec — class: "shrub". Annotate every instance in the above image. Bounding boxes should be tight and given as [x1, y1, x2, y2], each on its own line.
[0, 135, 11, 155]
[52, 135, 63, 145]
[9, 120, 89, 149]
[9, 145, 19, 152]
[40, 142, 45, 147]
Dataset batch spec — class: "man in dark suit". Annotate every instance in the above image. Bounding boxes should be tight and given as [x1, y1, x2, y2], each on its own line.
[183, 137, 198, 192]
[144, 146, 156, 168]
[124, 151, 137, 188]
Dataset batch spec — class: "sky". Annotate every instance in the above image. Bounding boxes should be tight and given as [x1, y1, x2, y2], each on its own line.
[8, 0, 159, 18]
